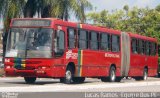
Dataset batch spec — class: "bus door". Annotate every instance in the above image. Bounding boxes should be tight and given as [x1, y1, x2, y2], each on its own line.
[121, 32, 130, 77]
[53, 25, 66, 76]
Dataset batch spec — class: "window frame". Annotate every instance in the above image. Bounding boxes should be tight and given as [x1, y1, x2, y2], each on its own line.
[54, 30, 65, 58]
[151, 42, 157, 56]
[89, 31, 99, 50]
[67, 28, 77, 49]
[131, 38, 138, 54]
[100, 32, 111, 51]
[138, 39, 145, 55]
[111, 34, 120, 52]
[78, 29, 89, 50]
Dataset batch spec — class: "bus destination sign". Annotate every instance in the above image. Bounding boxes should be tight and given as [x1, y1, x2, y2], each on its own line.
[12, 19, 51, 27]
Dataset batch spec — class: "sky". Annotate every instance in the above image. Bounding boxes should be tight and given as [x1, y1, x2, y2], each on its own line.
[1, 0, 160, 29]
[87, 0, 160, 12]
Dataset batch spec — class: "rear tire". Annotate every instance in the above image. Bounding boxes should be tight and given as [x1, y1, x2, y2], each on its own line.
[101, 77, 109, 82]
[135, 68, 148, 81]
[134, 77, 142, 81]
[101, 66, 116, 82]
[158, 72, 160, 77]
[73, 77, 85, 83]
[109, 66, 116, 82]
[24, 77, 36, 84]
[143, 68, 148, 80]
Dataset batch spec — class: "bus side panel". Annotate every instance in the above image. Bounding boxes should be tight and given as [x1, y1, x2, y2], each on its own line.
[80, 50, 121, 77]
[129, 54, 147, 76]
[148, 55, 158, 76]
[81, 50, 107, 77]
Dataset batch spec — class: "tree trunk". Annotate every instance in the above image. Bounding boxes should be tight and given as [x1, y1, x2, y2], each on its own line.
[23, 0, 35, 18]
[41, 5, 51, 18]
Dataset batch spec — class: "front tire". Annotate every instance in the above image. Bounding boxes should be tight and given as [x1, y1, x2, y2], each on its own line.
[64, 66, 74, 84]
[73, 77, 85, 83]
[24, 77, 36, 84]
[60, 78, 64, 83]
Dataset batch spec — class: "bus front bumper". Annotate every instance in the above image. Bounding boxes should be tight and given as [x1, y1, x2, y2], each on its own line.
[5, 66, 64, 78]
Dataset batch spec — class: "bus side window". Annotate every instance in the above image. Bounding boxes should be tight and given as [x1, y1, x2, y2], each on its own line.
[155, 43, 157, 55]
[131, 38, 137, 54]
[54, 30, 65, 57]
[68, 28, 76, 49]
[149, 42, 152, 55]
[100, 33, 111, 51]
[145, 41, 150, 55]
[111, 35, 120, 52]
[78, 30, 88, 49]
[151, 42, 157, 56]
[90, 31, 98, 50]
[138, 40, 145, 55]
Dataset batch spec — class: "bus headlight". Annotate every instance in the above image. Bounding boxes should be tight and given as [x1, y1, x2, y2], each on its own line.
[5, 59, 10, 63]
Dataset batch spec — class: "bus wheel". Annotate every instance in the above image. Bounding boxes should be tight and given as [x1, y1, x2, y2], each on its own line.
[24, 77, 36, 84]
[158, 72, 160, 77]
[143, 68, 148, 80]
[60, 78, 65, 83]
[73, 77, 85, 83]
[101, 66, 116, 82]
[64, 66, 74, 84]
[101, 77, 109, 82]
[109, 66, 116, 82]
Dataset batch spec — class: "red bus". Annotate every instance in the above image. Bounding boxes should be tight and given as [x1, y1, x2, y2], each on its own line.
[4, 18, 158, 84]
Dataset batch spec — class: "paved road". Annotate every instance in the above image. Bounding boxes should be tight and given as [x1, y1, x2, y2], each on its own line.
[0, 77, 160, 98]
[0, 77, 160, 92]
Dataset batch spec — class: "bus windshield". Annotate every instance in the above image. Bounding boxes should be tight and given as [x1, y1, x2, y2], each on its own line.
[5, 28, 53, 58]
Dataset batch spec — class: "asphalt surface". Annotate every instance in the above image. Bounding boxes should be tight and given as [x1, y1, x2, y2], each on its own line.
[0, 77, 160, 92]
[0, 77, 160, 98]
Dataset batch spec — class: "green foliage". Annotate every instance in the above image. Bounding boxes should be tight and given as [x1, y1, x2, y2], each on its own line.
[48, 0, 92, 22]
[87, 5, 160, 44]
[0, 0, 92, 31]
[0, 0, 25, 31]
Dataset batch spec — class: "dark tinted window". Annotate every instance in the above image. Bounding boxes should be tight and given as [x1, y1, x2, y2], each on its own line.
[100, 33, 111, 51]
[78, 30, 88, 49]
[54, 30, 65, 57]
[90, 32, 98, 50]
[145, 41, 150, 55]
[111, 35, 120, 52]
[138, 40, 145, 54]
[68, 28, 76, 49]
[131, 38, 138, 54]
[151, 42, 157, 56]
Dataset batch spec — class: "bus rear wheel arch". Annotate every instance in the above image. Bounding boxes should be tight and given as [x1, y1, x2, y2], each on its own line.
[135, 66, 148, 81]
[101, 65, 118, 82]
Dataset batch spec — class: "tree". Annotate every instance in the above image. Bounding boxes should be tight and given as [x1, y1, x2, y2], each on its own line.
[87, 5, 160, 43]
[46, 0, 92, 22]
[0, 0, 25, 30]
[123, 5, 129, 13]
[0, 0, 92, 28]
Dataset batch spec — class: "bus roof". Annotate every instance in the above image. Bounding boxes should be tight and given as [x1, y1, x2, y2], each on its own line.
[128, 32, 157, 42]
[11, 18, 157, 42]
